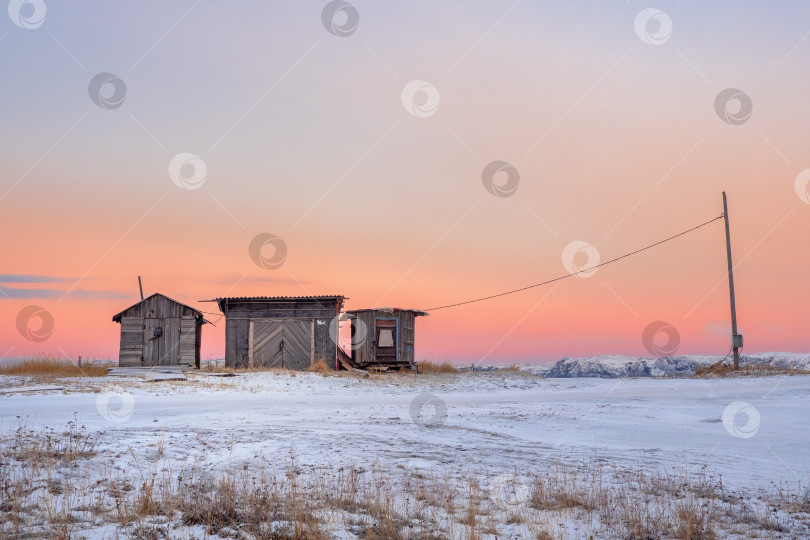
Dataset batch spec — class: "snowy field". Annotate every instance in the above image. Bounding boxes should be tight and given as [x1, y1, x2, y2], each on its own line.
[2, 367, 810, 538]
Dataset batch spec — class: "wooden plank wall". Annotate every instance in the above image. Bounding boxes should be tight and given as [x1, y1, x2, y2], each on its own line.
[119, 317, 144, 366]
[179, 317, 197, 365]
[194, 321, 202, 368]
[399, 310, 416, 365]
[350, 311, 374, 366]
[222, 299, 339, 368]
[225, 318, 250, 368]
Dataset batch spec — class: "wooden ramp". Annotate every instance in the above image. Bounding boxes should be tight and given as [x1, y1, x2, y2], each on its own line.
[337, 348, 369, 378]
[0, 385, 64, 394]
[108, 366, 189, 381]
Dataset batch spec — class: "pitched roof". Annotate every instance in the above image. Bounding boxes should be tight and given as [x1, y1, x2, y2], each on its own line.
[112, 293, 206, 323]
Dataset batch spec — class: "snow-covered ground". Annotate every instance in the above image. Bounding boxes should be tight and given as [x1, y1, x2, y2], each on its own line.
[2, 369, 810, 538]
[2, 369, 806, 492]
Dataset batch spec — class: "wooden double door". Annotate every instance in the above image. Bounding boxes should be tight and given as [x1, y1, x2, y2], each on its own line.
[249, 319, 314, 369]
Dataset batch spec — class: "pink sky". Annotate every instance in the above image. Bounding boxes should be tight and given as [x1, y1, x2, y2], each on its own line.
[1, 2, 808, 364]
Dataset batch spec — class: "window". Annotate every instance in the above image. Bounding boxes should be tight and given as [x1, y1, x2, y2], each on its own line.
[378, 329, 394, 347]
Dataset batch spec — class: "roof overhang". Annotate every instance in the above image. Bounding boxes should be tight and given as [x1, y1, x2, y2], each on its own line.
[204, 295, 347, 314]
[345, 307, 429, 317]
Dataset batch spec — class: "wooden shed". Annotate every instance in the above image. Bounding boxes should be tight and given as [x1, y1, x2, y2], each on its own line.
[112, 293, 206, 368]
[213, 296, 345, 369]
[345, 308, 428, 371]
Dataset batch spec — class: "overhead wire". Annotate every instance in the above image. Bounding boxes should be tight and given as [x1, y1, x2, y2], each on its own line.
[423, 214, 725, 312]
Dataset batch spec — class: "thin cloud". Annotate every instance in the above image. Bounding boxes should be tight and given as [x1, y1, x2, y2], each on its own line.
[0, 286, 127, 300]
[0, 274, 70, 283]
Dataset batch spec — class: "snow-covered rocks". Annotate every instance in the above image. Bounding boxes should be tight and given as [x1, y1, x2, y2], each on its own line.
[545, 352, 810, 378]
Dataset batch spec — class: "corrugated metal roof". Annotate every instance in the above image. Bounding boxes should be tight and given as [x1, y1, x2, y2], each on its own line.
[208, 295, 347, 314]
[211, 295, 345, 301]
[346, 307, 429, 316]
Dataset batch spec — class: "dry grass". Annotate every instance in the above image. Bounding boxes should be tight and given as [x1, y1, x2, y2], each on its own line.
[198, 364, 275, 373]
[416, 361, 459, 373]
[198, 358, 341, 376]
[3, 416, 102, 466]
[307, 360, 334, 374]
[695, 360, 810, 378]
[3, 421, 810, 538]
[0, 358, 109, 378]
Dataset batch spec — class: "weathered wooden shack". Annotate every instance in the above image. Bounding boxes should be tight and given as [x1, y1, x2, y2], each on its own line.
[345, 308, 428, 371]
[112, 293, 206, 368]
[214, 296, 345, 369]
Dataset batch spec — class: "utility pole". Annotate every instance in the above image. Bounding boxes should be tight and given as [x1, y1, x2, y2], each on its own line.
[722, 192, 742, 369]
[138, 276, 144, 301]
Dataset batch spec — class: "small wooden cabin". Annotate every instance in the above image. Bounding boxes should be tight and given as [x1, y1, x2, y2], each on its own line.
[345, 308, 428, 371]
[214, 296, 345, 369]
[112, 293, 206, 368]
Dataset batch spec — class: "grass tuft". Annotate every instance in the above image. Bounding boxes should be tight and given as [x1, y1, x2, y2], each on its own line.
[307, 360, 334, 374]
[416, 361, 459, 373]
[0, 358, 109, 378]
[695, 360, 810, 378]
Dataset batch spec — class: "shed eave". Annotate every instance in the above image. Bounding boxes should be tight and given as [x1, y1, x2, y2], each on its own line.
[207, 295, 346, 314]
[345, 307, 429, 317]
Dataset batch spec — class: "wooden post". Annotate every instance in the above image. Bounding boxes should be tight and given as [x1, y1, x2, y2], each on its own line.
[138, 276, 144, 301]
[78, 355, 82, 369]
[722, 192, 741, 370]
[334, 309, 338, 372]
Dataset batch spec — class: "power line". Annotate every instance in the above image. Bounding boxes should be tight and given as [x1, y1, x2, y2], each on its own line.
[423, 214, 725, 312]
